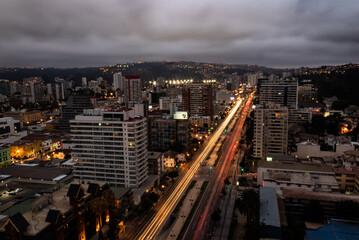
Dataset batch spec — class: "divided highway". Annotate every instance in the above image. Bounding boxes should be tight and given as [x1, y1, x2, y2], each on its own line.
[136, 97, 246, 240]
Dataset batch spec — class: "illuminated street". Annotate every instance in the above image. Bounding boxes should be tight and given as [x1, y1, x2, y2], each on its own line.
[136, 95, 248, 240]
[187, 95, 253, 240]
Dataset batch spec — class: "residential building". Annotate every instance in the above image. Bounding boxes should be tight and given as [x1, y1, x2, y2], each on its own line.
[163, 150, 178, 168]
[254, 103, 289, 159]
[147, 151, 165, 175]
[71, 108, 148, 188]
[0, 181, 113, 240]
[259, 78, 298, 110]
[10, 139, 42, 161]
[216, 89, 234, 102]
[189, 116, 211, 128]
[147, 112, 190, 152]
[182, 83, 213, 118]
[4, 110, 41, 124]
[0, 117, 21, 139]
[59, 94, 94, 129]
[0, 146, 10, 166]
[333, 167, 359, 193]
[257, 160, 338, 194]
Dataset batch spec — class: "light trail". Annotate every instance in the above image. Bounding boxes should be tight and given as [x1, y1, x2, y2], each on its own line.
[136, 98, 244, 240]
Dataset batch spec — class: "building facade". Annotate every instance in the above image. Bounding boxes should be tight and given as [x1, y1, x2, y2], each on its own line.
[182, 83, 213, 118]
[254, 103, 289, 159]
[71, 108, 148, 188]
[259, 78, 298, 110]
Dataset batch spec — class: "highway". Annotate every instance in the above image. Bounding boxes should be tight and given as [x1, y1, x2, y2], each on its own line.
[136, 97, 245, 240]
[185, 95, 253, 240]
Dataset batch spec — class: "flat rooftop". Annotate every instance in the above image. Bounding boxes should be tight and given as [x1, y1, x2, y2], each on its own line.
[0, 166, 72, 181]
[260, 187, 281, 227]
[282, 188, 359, 203]
[258, 160, 333, 173]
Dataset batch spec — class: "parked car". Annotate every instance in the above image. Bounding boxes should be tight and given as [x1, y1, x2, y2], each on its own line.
[8, 191, 16, 195]
[15, 188, 23, 193]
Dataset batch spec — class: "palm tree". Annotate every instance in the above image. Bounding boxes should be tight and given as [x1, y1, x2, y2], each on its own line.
[237, 189, 259, 223]
[90, 196, 106, 230]
[102, 189, 118, 239]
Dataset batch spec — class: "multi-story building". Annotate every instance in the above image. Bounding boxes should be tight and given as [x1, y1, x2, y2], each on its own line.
[182, 83, 213, 118]
[259, 78, 298, 110]
[333, 167, 359, 193]
[254, 103, 289, 159]
[113, 74, 142, 106]
[82, 77, 88, 88]
[59, 95, 94, 129]
[216, 89, 234, 102]
[147, 151, 164, 175]
[71, 108, 148, 188]
[0, 146, 10, 166]
[10, 139, 42, 161]
[4, 110, 41, 124]
[0, 79, 10, 96]
[113, 72, 124, 91]
[0, 117, 21, 138]
[257, 160, 338, 194]
[9, 81, 21, 95]
[148, 112, 190, 152]
[0, 181, 116, 240]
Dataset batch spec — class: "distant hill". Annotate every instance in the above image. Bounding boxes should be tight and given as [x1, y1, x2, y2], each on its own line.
[298, 64, 359, 108]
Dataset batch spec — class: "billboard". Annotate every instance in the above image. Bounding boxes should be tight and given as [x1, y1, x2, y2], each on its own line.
[174, 111, 188, 120]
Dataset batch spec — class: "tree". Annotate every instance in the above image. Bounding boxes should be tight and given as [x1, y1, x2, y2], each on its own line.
[148, 192, 160, 204]
[211, 208, 221, 222]
[169, 142, 185, 153]
[224, 177, 230, 185]
[90, 196, 106, 229]
[244, 220, 266, 240]
[141, 195, 153, 211]
[168, 171, 179, 180]
[237, 189, 259, 222]
[221, 187, 227, 196]
[102, 189, 118, 239]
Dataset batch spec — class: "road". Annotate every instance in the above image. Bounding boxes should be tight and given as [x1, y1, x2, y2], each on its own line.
[184, 95, 253, 240]
[136, 97, 246, 240]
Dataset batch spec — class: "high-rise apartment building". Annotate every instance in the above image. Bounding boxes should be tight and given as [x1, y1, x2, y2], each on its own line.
[113, 72, 124, 91]
[259, 78, 298, 110]
[113, 73, 142, 106]
[182, 83, 213, 118]
[82, 77, 88, 88]
[254, 103, 289, 159]
[148, 112, 190, 152]
[59, 95, 94, 129]
[71, 108, 148, 188]
[125, 75, 142, 103]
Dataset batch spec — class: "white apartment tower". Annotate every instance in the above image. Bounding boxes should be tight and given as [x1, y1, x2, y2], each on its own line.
[254, 103, 289, 159]
[113, 72, 124, 91]
[71, 108, 148, 188]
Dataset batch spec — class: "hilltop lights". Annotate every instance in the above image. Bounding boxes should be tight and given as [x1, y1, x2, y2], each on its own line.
[164, 79, 194, 85]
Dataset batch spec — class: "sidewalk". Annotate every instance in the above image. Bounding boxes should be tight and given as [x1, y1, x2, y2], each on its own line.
[165, 180, 204, 240]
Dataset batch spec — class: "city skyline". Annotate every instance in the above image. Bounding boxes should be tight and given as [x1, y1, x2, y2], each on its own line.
[0, 0, 358, 68]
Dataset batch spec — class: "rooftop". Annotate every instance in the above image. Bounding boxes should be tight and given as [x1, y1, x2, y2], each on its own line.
[260, 187, 281, 228]
[258, 160, 333, 173]
[0, 165, 71, 181]
[305, 219, 359, 240]
[282, 188, 359, 203]
[0, 181, 107, 236]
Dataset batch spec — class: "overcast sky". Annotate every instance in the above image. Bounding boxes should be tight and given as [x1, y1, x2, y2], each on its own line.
[0, 0, 358, 68]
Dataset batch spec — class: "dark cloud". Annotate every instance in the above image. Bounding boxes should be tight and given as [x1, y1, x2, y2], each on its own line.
[0, 0, 358, 67]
